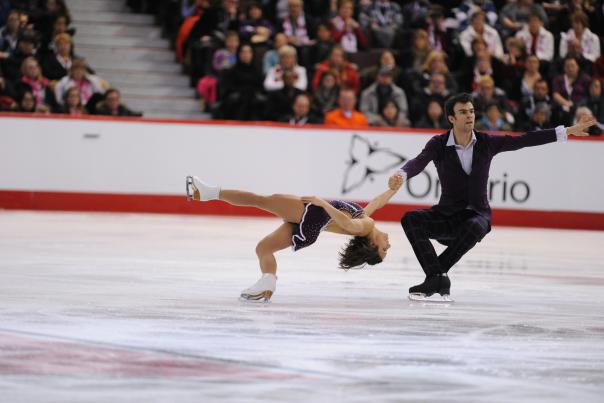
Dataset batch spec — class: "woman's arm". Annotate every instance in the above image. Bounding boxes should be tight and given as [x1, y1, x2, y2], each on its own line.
[363, 174, 404, 216]
[301, 196, 373, 236]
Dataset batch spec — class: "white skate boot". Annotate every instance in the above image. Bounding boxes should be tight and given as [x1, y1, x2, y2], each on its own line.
[186, 176, 220, 201]
[240, 273, 276, 302]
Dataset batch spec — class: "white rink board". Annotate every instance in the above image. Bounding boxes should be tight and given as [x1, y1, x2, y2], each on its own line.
[0, 116, 602, 212]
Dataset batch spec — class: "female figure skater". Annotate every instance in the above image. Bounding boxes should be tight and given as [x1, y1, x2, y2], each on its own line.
[186, 174, 404, 301]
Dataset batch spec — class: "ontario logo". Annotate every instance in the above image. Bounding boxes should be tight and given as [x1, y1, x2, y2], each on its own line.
[342, 134, 406, 194]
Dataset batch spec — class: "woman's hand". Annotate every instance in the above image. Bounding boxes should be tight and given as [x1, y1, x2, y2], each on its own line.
[388, 174, 404, 191]
[301, 196, 328, 207]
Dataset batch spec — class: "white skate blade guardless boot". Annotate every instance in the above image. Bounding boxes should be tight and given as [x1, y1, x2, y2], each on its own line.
[240, 273, 276, 302]
[186, 176, 220, 201]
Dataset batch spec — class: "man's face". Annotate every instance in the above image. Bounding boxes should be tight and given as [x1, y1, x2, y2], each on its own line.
[429, 74, 445, 93]
[377, 73, 392, 86]
[528, 15, 541, 34]
[564, 59, 579, 77]
[339, 90, 356, 111]
[480, 82, 494, 99]
[105, 91, 120, 110]
[293, 96, 309, 117]
[534, 81, 548, 98]
[449, 101, 475, 129]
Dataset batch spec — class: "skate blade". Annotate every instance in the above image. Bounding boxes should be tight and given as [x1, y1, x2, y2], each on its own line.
[185, 176, 200, 201]
[408, 293, 454, 303]
[239, 290, 273, 303]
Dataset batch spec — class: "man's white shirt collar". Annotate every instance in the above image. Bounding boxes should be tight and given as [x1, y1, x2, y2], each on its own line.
[447, 130, 477, 148]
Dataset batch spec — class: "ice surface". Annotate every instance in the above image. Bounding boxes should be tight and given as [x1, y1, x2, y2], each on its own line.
[0, 211, 603, 402]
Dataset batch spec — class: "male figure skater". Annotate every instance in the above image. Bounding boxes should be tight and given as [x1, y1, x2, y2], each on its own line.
[395, 92, 595, 300]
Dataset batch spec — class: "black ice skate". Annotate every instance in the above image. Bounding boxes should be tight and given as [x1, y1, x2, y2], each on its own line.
[408, 273, 453, 302]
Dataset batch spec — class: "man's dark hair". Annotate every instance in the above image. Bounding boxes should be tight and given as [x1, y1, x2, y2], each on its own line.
[338, 236, 382, 269]
[445, 93, 473, 120]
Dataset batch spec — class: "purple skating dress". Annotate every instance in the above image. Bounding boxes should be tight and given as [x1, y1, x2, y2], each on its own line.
[291, 200, 365, 251]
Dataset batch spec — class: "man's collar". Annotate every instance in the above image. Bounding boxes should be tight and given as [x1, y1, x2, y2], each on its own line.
[447, 129, 476, 147]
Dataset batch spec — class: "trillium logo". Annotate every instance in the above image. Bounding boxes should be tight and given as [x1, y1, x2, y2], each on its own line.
[342, 134, 406, 194]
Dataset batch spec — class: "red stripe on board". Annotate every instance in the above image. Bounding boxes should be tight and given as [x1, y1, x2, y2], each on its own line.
[1, 113, 603, 140]
[1, 190, 602, 231]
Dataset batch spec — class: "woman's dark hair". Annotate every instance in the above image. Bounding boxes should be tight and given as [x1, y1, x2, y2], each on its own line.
[444, 93, 473, 120]
[338, 236, 382, 269]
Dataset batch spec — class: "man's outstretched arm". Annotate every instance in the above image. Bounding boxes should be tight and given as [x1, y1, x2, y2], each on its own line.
[490, 115, 596, 154]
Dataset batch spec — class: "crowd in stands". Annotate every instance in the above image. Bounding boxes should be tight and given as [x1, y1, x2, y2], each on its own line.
[146, 0, 604, 133]
[0, 0, 140, 116]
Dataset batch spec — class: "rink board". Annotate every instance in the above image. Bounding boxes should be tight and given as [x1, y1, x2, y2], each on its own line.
[0, 114, 603, 229]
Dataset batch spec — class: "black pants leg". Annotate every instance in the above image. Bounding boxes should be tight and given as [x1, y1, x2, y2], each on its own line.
[438, 213, 490, 273]
[401, 209, 490, 276]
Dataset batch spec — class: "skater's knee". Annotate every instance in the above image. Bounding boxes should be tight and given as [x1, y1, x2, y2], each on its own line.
[401, 211, 420, 228]
[464, 218, 490, 240]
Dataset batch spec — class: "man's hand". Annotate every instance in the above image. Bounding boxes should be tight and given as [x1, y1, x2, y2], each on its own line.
[567, 115, 598, 136]
[388, 174, 404, 191]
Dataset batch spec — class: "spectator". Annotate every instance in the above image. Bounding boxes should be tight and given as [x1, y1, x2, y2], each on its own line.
[41, 33, 74, 81]
[517, 102, 551, 131]
[515, 12, 554, 62]
[424, 7, 450, 55]
[416, 50, 457, 96]
[31, 0, 71, 45]
[415, 99, 448, 129]
[281, 0, 315, 48]
[280, 93, 321, 125]
[54, 58, 105, 107]
[552, 56, 591, 121]
[410, 72, 450, 125]
[579, 78, 604, 124]
[360, 65, 409, 127]
[521, 78, 550, 120]
[175, 0, 207, 63]
[459, 11, 504, 59]
[475, 102, 513, 131]
[212, 30, 239, 72]
[266, 69, 305, 120]
[359, 49, 404, 91]
[311, 46, 360, 94]
[17, 56, 56, 110]
[217, 44, 265, 120]
[518, 54, 542, 100]
[0, 10, 20, 57]
[94, 88, 141, 117]
[2, 29, 37, 82]
[311, 70, 339, 118]
[239, 2, 273, 45]
[262, 32, 287, 74]
[501, 37, 527, 98]
[373, 99, 408, 128]
[264, 45, 307, 91]
[471, 75, 512, 124]
[401, 0, 430, 30]
[307, 22, 334, 70]
[459, 49, 505, 92]
[358, 0, 402, 48]
[324, 87, 368, 128]
[454, 0, 498, 31]
[499, 0, 547, 39]
[39, 13, 73, 60]
[196, 30, 239, 111]
[399, 29, 432, 74]
[15, 89, 44, 113]
[559, 11, 600, 63]
[60, 86, 86, 116]
[329, 0, 367, 54]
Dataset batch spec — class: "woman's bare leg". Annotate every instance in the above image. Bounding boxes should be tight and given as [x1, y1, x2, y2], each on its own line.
[255, 223, 294, 274]
[219, 190, 305, 224]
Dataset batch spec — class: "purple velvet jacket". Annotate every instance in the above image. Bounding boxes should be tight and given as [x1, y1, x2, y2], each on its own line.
[401, 129, 558, 222]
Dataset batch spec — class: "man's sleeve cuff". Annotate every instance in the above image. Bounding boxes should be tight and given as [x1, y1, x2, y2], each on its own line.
[555, 125, 568, 142]
[398, 169, 408, 182]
